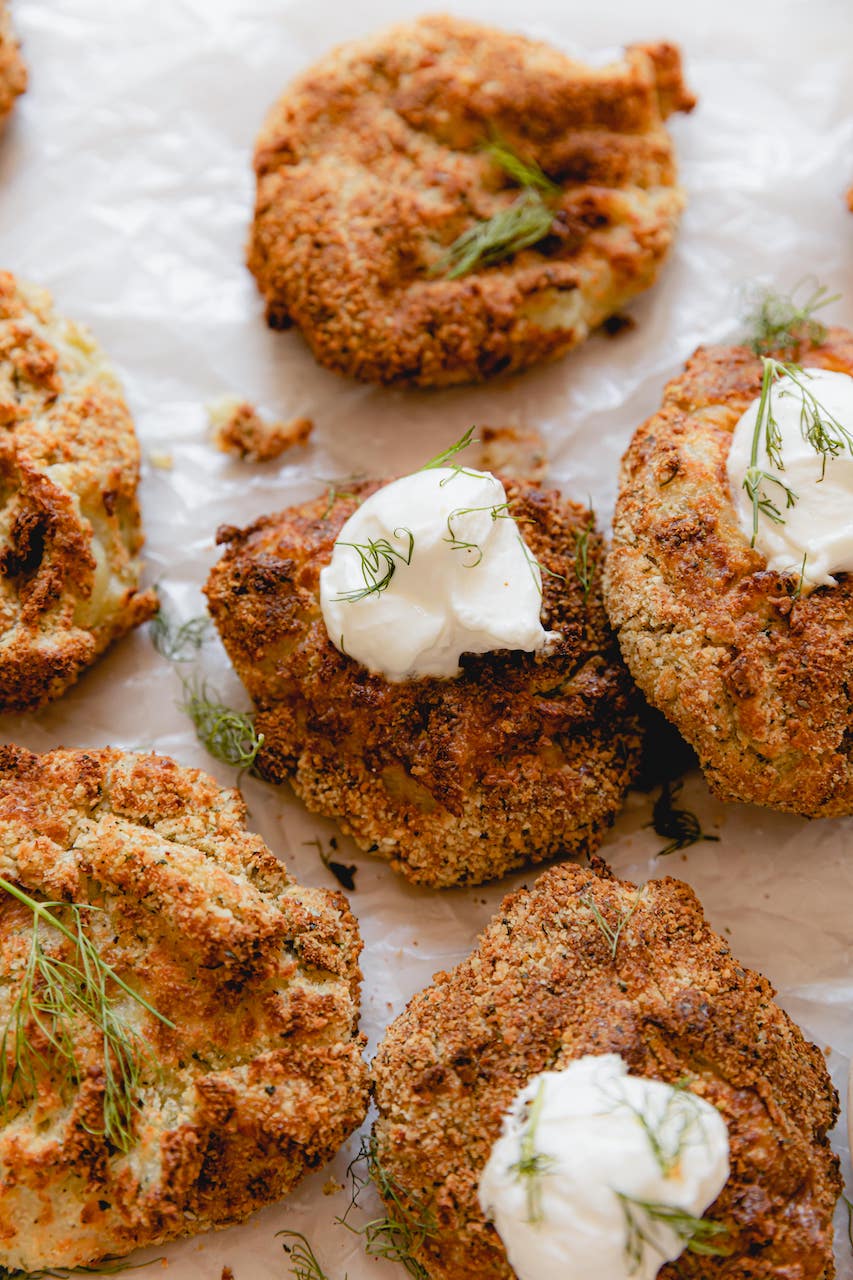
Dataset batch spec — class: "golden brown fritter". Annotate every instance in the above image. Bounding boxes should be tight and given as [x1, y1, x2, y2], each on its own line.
[0, 745, 369, 1272]
[372, 861, 841, 1280]
[204, 481, 642, 888]
[0, 4, 25, 128]
[248, 15, 695, 388]
[0, 272, 156, 710]
[603, 329, 853, 818]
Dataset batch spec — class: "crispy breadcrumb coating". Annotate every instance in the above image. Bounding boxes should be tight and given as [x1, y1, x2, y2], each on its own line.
[604, 328, 853, 817]
[205, 480, 641, 887]
[0, 272, 156, 709]
[372, 861, 841, 1280]
[249, 15, 695, 387]
[0, 746, 368, 1272]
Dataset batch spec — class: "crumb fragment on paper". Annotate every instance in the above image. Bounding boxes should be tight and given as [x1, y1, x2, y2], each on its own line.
[477, 424, 547, 486]
[149, 450, 174, 470]
[323, 1176, 343, 1195]
[209, 396, 313, 462]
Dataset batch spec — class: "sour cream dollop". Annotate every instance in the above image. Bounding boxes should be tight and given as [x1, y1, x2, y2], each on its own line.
[726, 366, 853, 587]
[478, 1055, 730, 1280]
[319, 467, 558, 680]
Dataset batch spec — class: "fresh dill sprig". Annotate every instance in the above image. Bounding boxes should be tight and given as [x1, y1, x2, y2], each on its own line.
[580, 889, 643, 961]
[0, 878, 174, 1152]
[339, 1135, 435, 1280]
[443, 502, 511, 565]
[617, 1193, 730, 1271]
[508, 1079, 556, 1224]
[843, 1193, 853, 1251]
[573, 515, 596, 601]
[179, 676, 264, 771]
[420, 426, 478, 472]
[603, 1076, 705, 1178]
[651, 780, 719, 857]
[303, 837, 357, 892]
[744, 279, 839, 356]
[276, 1231, 341, 1280]
[334, 529, 414, 603]
[432, 190, 554, 280]
[483, 137, 559, 195]
[150, 603, 210, 663]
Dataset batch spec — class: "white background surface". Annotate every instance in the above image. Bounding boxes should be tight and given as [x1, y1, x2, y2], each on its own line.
[0, 0, 851, 1276]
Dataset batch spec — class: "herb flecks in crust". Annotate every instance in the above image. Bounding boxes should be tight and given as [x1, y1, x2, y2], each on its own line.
[249, 17, 695, 387]
[371, 862, 840, 1280]
[604, 327, 853, 817]
[204, 479, 641, 888]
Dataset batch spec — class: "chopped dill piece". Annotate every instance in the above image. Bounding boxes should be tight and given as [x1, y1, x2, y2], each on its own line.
[603, 1076, 706, 1178]
[443, 501, 511, 565]
[0, 1258, 165, 1278]
[322, 484, 361, 520]
[303, 836, 357, 892]
[617, 1193, 730, 1271]
[340, 1135, 436, 1280]
[334, 528, 414, 602]
[573, 515, 596, 601]
[651, 780, 719, 857]
[483, 137, 560, 195]
[149, 600, 211, 662]
[420, 426, 478, 472]
[580, 889, 643, 960]
[744, 279, 839, 356]
[277, 1230, 341, 1280]
[843, 1193, 853, 1251]
[432, 189, 555, 280]
[0, 877, 174, 1152]
[179, 676, 264, 771]
[508, 1079, 556, 1224]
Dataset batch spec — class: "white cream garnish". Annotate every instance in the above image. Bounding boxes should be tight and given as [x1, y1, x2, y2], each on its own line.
[727, 366, 853, 587]
[319, 467, 558, 680]
[478, 1055, 730, 1280]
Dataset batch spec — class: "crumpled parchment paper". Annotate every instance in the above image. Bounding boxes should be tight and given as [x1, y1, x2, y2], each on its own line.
[0, 0, 851, 1275]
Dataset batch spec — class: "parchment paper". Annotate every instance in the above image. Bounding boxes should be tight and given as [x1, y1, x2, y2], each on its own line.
[0, 0, 851, 1275]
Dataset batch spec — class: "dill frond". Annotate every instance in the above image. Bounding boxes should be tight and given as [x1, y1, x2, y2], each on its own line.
[617, 1193, 730, 1271]
[744, 279, 839, 356]
[602, 1076, 706, 1179]
[340, 1135, 436, 1280]
[843, 1193, 853, 1250]
[0, 878, 174, 1152]
[432, 190, 554, 280]
[508, 1079, 556, 1224]
[150, 602, 210, 663]
[420, 426, 478, 472]
[277, 1230, 341, 1280]
[303, 837, 357, 892]
[179, 676, 264, 771]
[651, 780, 719, 857]
[573, 514, 596, 601]
[334, 529, 414, 602]
[580, 889, 644, 960]
[483, 137, 559, 195]
[443, 501, 511, 565]
[0, 1257, 165, 1278]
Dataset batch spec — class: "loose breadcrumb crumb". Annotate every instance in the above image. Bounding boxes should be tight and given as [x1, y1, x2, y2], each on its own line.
[148, 450, 174, 470]
[477, 425, 547, 485]
[209, 396, 313, 462]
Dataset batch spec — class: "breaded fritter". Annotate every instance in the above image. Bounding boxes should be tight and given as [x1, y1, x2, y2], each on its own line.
[0, 4, 25, 128]
[0, 746, 368, 1272]
[372, 862, 841, 1280]
[0, 273, 156, 709]
[603, 329, 853, 817]
[205, 481, 641, 887]
[249, 16, 695, 388]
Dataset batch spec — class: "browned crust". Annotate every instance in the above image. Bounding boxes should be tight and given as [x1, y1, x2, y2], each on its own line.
[0, 4, 25, 128]
[371, 861, 841, 1280]
[0, 271, 157, 710]
[0, 746, 369, 1271]
[204, 480, 642, 887]
[248, 15, 694, 388]
[603, 327, 853, 817]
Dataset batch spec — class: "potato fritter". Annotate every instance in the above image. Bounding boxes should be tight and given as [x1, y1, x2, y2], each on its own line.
[603, 329, 853, 817]
[0, 746, 369, 1272]
[248, 15, 695, 388]
[371, 862, 841, 1280]
[204, 481, 641, 888]
[0, 273, 156, 709]
[0, 4, 25, 128]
